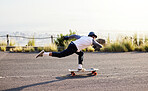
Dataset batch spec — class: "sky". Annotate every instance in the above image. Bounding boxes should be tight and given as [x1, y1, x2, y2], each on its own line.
[0, 0, 148, 35]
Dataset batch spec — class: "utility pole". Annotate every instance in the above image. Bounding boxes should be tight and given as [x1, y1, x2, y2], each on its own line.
[7, 34, 9, 46]
[51, 35, 53, 43]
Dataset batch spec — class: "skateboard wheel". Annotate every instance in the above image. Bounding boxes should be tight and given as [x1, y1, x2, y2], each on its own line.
[71, 72, 76, 76]
[93, 72, 97, 76]
[92, 71, 95, 74]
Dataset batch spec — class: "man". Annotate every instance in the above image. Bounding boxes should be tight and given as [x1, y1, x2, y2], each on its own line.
[36, 32, 103, 70]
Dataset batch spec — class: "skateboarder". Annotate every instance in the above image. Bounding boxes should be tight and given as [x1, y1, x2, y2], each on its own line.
[36, 32, 103, 70]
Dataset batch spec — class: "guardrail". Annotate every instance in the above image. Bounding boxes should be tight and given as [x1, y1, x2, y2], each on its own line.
[0, 34, 57, 46]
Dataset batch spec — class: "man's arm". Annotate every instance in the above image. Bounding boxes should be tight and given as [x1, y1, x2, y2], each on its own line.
[64, 34, 81, 40]
[92, 39, 103, 51]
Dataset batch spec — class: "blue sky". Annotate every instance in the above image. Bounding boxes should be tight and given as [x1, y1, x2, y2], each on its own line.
[0, 0, 148, 34]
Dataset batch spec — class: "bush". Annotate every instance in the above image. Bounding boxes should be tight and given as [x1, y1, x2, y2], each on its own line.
[82, 46, 95, 52]
[86, 46, 95, 52]
[101, 38, 135, 52]
[122, 40, 135, 52]
[24, 47, 35, 52]
[0, 41, 7, 46]
[101, 43, 128, 52]
[28, 38, 35, 46]
[44, 43, 58, 52]
[143, 43, 148, 52]
[133, 34, 143, 46]
[10, 46, 35, 52]
[9, 48, 13, 52]
[44, 46, 50, 52]
[49, 43, 58, 52]
[134, 46, 145, 52]
[0, 40, 15, 46]
[10, 40, 15, 46]
[87, 46, 95, 52]
[0, 46, 6, 51]
[54, 30, 76, 49]
[82, 48, 87, 52]
[37, 47, 44, 52]
[10, 47, 23, 52]
[134, 43, 148, 52]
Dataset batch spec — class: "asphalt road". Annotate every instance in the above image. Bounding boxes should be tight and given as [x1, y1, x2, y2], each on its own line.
[0, 52, 148, 91]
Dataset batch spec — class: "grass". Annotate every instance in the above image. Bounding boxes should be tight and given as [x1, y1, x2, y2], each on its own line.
[0, 46, 6, 51]
[100, 35, 148, 52]
[144, 44, 148, 52]
[122, 40, 135, 52]
[37, 43, 58, 52]
[82, 46, 95, 52]
[37, 47, 44, 52]
[0, 40, 15, 46]
[24, 47, 35, 52]
[10, 46, 23, 52]
[101, 40, 148, 52]
[0, 40, 7, 46]
[44, 43, 58, 52]
[101, 43, 128, 52]
[136, 43, 148, 52]
[28, 38, 35, 47]
[10, 40, 15, 46]
[134, 46, 145, 52]
[1, 33, 148, 53]
[10, 46, 35, 52]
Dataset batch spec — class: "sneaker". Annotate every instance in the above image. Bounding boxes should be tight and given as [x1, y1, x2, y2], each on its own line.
[78, 64, 85, 71]
[36, 50, 45, 58]
[78, 64, 83, 69]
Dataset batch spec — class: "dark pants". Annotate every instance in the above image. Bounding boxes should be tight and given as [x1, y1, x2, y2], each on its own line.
[52, 42, 84, 64]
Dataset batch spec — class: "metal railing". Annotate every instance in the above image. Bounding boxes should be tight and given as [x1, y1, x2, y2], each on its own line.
[0, 34, 57, 46]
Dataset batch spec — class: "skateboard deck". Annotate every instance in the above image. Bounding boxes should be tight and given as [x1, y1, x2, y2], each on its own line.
[69, 68, 98, 76]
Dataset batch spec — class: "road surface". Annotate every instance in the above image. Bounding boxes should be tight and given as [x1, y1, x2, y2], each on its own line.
[0, 52, 148, 91]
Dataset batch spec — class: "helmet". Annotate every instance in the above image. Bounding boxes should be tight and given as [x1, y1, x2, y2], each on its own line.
[88, 32, 97, 38]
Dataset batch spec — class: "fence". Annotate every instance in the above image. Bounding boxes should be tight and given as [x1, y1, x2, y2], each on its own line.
[0, 33, 147, 47]
[0, 34, 57, 46]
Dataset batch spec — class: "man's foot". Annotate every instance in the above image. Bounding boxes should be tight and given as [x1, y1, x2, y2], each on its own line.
[78, 64, 84, 71]
[36, 50, 45, 58]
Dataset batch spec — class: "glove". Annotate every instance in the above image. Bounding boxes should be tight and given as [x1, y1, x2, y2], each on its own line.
[95, 48, 100, 51]
[93, 45, 100, 51]
[63, 36, 69, 40]
[93, 45, 96, 49]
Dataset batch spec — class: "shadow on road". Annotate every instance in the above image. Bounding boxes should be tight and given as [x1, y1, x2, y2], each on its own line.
[3, 73, 95, 91]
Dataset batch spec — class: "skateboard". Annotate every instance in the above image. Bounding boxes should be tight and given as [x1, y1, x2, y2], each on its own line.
[69, 68, 98, 76]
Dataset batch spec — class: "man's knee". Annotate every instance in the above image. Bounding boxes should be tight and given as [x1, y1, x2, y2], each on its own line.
[79, 52, 84, 56]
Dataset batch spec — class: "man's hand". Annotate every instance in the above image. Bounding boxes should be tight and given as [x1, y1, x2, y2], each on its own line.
[93, 45, 101, 51]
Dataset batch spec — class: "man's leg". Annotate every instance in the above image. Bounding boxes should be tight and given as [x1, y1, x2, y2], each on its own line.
[51, 48, 75, 58]
[52, 42, 77, 58]
[36, 42, 77, 58]
[76, 51, 84, 69]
